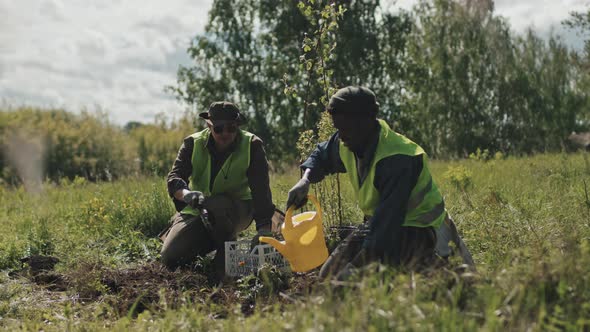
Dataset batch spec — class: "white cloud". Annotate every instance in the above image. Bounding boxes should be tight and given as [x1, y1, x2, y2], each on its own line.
[40, 0, 66, 22]
[0, 0, 588, 125]
[390, 0, 588, 42]
[0, 0, 210, 125]
[494, 0, 588, 32]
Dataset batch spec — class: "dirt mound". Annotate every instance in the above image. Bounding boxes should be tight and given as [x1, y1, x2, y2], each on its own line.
[18, 257, 314, 318]
[66, 261, 212, 316]
[20, 255, 60, 273]
[16, 255, 67, 291]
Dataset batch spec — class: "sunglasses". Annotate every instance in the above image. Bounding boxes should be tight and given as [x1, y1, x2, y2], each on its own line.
[212, 123, 238, 134]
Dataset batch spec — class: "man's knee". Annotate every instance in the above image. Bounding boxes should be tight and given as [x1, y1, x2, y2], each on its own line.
[160, 246, 180, 269]
[160, 237, 192, 269]
[159, 214, 213, 269]
[160, 241, 207, 270]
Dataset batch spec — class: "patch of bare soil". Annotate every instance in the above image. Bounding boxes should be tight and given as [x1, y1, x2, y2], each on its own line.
[64, 261, 222, 316]
[17, 255, 320, 318]
[15, 254, 475, 321]
[14, 255, 67, 291]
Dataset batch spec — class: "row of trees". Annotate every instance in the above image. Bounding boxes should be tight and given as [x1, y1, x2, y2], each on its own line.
[170, 0, 590, 159]
[2, 1, 589, 186]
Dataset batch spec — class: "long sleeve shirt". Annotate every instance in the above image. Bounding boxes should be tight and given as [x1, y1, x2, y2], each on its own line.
[167, 133, 275, 231]
[300, 126, 423, 263]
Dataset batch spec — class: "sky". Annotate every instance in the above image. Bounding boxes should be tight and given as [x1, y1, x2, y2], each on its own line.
[0, 0, 588, 126]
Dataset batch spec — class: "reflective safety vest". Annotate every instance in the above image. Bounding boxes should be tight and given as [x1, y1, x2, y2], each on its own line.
[181, 128, 253, 216]
[339, 119, 445, 228]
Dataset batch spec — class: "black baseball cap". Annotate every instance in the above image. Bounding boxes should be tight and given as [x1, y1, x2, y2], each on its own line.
[327, 86, 379, 116]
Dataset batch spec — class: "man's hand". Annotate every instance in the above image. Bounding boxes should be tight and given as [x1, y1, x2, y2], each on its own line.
[183, 191, 205, 209]
[250, 225, 273, 250]
[336, 263, 356, 281]
[286, 178, 310, 210]
[251, 231, 273, 250]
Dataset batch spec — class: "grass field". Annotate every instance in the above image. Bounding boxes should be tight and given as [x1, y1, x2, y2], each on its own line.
[1, 152, 590, 331]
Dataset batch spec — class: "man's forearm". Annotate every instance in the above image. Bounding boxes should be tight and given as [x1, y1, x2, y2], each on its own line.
[299, 133, 346, 183]
[350, 247, 372, 267]
[247, 139, 276, 230]
[167, 138, 193, 198]
[301, 168, 312, 181]
[363, 155, 419, 264]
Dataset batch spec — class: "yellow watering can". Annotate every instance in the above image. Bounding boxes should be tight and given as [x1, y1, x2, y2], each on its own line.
[259, 195, 329, 272]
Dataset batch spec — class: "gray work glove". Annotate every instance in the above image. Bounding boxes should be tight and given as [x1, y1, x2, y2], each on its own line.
[286, 178, 310, 210]
[183, 190, 205, 209]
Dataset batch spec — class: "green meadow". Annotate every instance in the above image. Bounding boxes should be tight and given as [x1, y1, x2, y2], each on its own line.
[1, 152, 590, 331]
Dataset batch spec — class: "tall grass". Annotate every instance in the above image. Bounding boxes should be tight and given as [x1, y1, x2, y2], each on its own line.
[1, 152, 590, 330]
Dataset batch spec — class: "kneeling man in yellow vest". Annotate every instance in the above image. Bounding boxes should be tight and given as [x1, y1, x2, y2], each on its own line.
[161, 101, 276, 278]
[286, 86, 474, 280]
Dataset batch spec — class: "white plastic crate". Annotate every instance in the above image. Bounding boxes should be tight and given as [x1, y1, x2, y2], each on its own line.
[224, 240, 290, 277]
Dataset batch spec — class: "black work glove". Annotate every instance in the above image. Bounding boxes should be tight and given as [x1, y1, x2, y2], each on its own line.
[336, 263, 356, 281]
[250, 225, 273, 250]
[183, 190, 205, 209]
[337, 248, 371, 281]
[286, 178, 310, 210]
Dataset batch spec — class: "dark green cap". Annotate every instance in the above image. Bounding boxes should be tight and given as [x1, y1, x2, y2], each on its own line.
[327, 86, 379, 116]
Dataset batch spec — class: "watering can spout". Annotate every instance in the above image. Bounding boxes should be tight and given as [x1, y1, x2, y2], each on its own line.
[259, 237, 287, 255]
[260, 195, 329, 273]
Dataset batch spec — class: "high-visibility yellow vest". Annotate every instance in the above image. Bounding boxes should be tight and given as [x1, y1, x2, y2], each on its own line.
[181, 128, 253, 216]
[339, 119, 445, 228]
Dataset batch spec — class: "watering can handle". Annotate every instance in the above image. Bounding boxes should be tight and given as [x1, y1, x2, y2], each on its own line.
[285, 194, 322, 229]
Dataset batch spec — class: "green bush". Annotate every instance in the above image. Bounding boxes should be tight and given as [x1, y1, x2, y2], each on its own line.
[127, 116, 194, 177]
[443, 165, 473, 191]
[0, 108, 135, 183]
[0, 108, 199, 185]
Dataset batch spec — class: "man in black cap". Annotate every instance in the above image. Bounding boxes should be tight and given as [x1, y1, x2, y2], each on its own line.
[286, 86, 473, 280]
[161, 101, 276, 277]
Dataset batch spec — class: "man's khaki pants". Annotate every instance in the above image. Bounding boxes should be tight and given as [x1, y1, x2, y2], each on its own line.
[160, 194, 253, 276]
